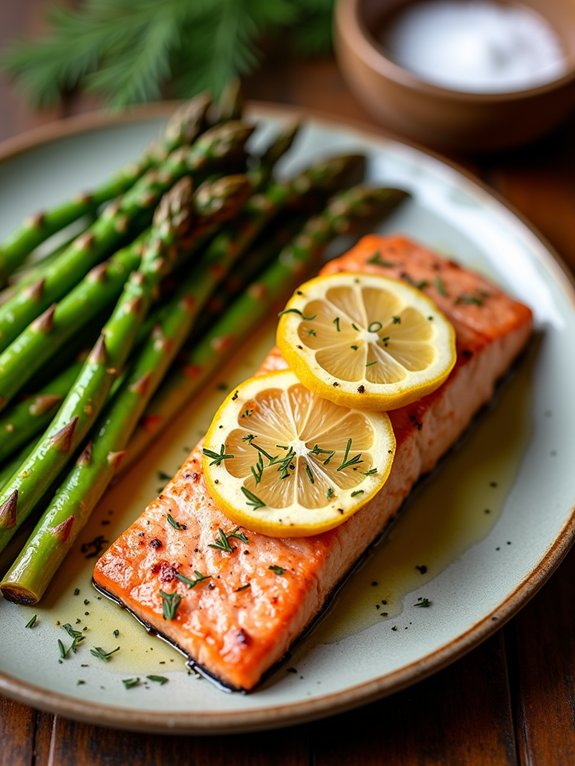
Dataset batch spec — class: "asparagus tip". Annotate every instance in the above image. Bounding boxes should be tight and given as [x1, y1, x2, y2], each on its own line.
[0, 490, 18, 529]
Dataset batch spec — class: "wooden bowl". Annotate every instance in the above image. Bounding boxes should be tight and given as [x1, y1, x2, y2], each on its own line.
[334, 0, 575, 152]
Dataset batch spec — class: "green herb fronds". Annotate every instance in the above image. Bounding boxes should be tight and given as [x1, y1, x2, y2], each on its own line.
[1, 0, 335, 108]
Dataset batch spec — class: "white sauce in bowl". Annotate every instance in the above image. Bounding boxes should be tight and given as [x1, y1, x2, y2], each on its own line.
[380, 0, 567, 93]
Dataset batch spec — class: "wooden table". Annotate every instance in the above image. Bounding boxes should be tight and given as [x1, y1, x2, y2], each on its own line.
[1, 4, 575, 764]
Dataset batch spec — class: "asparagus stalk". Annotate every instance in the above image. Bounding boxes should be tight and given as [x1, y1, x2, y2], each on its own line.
[0, 120, 255, 353]
[0, 172, 252, 415]
[0, 178, 206, 555]
[0, 94, 214, 287]
[0, 252, 231, 602]
[0, 358, 84, 463]
[124, 184, 410, 471]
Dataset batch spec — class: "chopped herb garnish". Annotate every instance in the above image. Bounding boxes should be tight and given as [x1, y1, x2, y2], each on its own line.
[333, 317, 341, 332]
[305, 464, 315, 484]
[25, 614, 38, 629]
[363, 467, 378, 476]
[167, 513, 186, 530]
[229, 528, 249, 543]
[157, 470, 171, 482]
[351, 322, 360, 331]
[113, 629, 120, 638]
[434, 276, 448, 296]
[269, 446, 296, 479]
[392, 315, 401, 324]
[147, 675, 169, 685]
[248, 440, 276, 462]
[160, 590, 182, 620]
[307, 328, 317, 336]
[241, 487, 265, 510]
[326, 487, 335, 499]
[80, 534, 108, 559]
[454, 291, 488, 306]
[175, 570, 211, 588]
[414, 597, 432, 608]
[241, 486, 266, 509]
[209, 525, 249, 553]
[350, 344, 359, 350]
[209, 528, 235, 553]
[277, 308, 317, 320]
[58, 623, 85, 658]
[251, 452, 264, 484]
[90, 645, 120, 662]
[269, 565, 286, 575]
[368, 321, 382, 332]
[202, 444, 234, 466]
[403, 274, 429, 290]
[351, 489, 365, 497]
[123, 677, 141, 689]
[337, 438, 364, 472]
[309, 444, 335, 465]
[367, 251, 395, 268]
[366, 360, 378, 367]
[235, 583, 251, 592]
[242, 433, 255, 443]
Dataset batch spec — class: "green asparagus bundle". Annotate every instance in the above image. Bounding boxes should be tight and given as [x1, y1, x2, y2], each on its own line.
[0, 152, 367, 453]
[0, 183, 408, 603]
[0, 93, 215, 287]
[0, 175, 250, 554]
[0, 172, 253, 416]
[0, 120, 254, 353]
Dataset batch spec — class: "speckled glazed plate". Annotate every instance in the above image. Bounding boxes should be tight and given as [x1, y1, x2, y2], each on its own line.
[0, 104, 574, 734]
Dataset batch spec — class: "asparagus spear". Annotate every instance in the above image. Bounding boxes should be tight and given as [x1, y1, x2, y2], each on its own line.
[0, 183, 409, 603]
[0, 358, 84, 463]
[0, 172, 252, 415]
[0, 120, 255, 353]
[0, 178, 208, 555]
[0, 94, 214, 287]
[0, 253, 230, 602]
[124, 184, 410, 471]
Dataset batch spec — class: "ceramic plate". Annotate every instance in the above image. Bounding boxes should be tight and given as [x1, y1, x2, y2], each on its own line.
[0, 104, 574, 734]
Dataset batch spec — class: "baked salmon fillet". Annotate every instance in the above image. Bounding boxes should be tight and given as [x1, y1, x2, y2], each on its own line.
[93, 234, 533, 691]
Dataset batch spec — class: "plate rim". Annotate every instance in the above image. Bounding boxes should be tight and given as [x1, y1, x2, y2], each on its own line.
[0, 101, 574, 734]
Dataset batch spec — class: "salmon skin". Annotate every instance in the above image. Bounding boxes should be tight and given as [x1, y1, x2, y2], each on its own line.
[93, 235, 533, 691]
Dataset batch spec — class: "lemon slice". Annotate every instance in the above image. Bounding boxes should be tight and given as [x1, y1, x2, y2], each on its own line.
[202, 370, 395, 537]
[276, 272, 456, 410]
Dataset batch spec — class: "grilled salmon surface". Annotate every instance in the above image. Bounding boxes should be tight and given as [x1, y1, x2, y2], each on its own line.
[93, 235, 533, 691]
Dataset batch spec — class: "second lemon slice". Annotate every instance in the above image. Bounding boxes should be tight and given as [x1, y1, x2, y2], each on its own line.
[276, 272, 456, 410]
[202, 370, 395, 537]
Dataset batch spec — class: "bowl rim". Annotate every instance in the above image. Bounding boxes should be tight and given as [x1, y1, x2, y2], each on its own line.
[337, 0, 575, 103]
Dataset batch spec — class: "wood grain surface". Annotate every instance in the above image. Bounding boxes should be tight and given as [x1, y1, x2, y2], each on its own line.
[1, 2, 574, 764]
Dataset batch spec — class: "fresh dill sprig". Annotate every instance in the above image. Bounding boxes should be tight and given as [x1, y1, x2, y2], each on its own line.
[0, 1, 335, 108]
